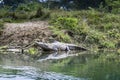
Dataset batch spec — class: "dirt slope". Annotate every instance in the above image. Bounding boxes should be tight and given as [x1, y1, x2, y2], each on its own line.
[0, 21, 52, 46]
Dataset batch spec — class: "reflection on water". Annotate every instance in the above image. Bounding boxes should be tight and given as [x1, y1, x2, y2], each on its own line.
[38, 51, 81, 61]
[0, 51, 120, 80]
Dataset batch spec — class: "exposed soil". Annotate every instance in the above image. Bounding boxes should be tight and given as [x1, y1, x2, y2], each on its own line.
[0, 21, 53, 46]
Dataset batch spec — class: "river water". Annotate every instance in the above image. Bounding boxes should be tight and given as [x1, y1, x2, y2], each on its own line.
[0, 51, 120, 80]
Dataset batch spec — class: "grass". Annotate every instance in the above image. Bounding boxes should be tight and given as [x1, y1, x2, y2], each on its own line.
[49, 9, 120, 50]
[0, 21, 4, 36]
[49, 26, 72, 43]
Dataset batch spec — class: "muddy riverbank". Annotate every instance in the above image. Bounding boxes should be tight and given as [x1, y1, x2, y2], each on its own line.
[0, 21, 52, 46]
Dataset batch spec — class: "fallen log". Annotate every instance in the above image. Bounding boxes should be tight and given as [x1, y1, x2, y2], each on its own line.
[35, 41, 87, 51]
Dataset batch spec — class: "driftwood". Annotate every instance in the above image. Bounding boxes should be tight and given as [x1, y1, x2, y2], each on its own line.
[35, 41, 87, 51]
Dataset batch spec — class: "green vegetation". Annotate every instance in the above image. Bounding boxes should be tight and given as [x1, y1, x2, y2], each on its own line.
[0, 21, 4, 28]
[49, 9, 120, 50]
[0, 1, 119, 50]
[27, 47, 38, 55]
[49, 26, 72, 42]
[0, 21, 4, 36]
[0, 2, 50, 22]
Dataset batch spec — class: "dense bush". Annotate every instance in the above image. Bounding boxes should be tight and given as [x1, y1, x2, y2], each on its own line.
[0, 2, 50, 22]
[49, 26, 72, 42]
[0, 6, 10, 18]
[105, 0, 120, 14]
[53, 17, 78, 30]
[15, 3, 50, 20]
[0, 21, 4, 29]
[0, 21, 4, 35]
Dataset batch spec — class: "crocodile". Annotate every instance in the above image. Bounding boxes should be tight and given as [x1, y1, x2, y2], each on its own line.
[35, 41, 87, 51]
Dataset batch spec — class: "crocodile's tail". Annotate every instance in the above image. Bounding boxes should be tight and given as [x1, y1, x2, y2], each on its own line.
[68, 46, 87, 51]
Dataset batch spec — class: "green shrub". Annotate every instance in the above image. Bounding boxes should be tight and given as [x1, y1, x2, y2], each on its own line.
[34, 7, 44, 18]
[55, 17, 78, 30]
[50, 26, 71, 42]
[105, 0, 120, 14]
[27, 47, 38, 55]
[0, 3, 48, 20]
[0, 7, 10, 18]
[2, 18, 12, 22]
[0, 21, 4, 35]
[107, 29, 120, 39]
[117, 49, 120, 54]
[40, 9, 50, 19]
[16, 4, 30, 12]
[14, 11, 30, 19]
[55, 32, 71, 42]
[100, 40, 116, 48]
[0, 21, 4, 29]
[15, 3, 50, 19]
[87, 30, 106, 44]
[103, 14, 120, 23]
[103, 23, 113, 31]
[16, 2, 41, 12]
[51, 17, 88, 35]
[77, 19, 90, 35]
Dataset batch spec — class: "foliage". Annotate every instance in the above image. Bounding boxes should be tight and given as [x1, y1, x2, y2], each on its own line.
[0, 6, 10, 18]
[0, 21, 4, 35]
[14, 11, 30, 19]
[50, 9, 120, 49]
[16, 2, 40, 12]
[53, 17, 78, 31]
[117, 49, 120, 54]
[0, 2, 50, 22]
[51, 16, 90, 35]
[0, 21, 4, 28]
[105, 0, 120, 13]
[49, 26, 71, 42]
[27, 47, 38, 55]
[100, 40, 116, 48]
[15, 2, 50, 20]
[107, 29, 120, 39]
[87, 30, 106, 44]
